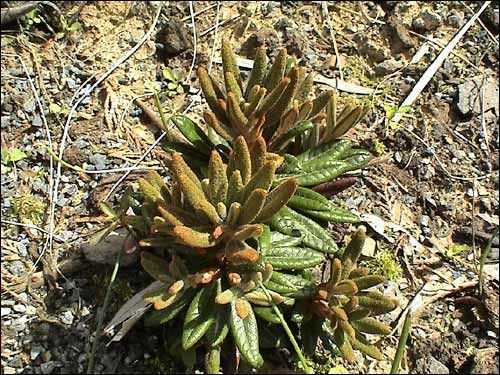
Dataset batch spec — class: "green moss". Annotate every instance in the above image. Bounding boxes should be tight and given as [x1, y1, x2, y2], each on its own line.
[360, 250, 402, 281]
[12, 194, 46, 225]
[372, 139, 386, 156]
[447, 243, 469, 257]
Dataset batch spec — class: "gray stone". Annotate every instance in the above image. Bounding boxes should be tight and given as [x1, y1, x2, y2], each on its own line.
[23, 99, 36, 113]
[413, 8, 442, 31]
[13, 304, 26, 313]
[31, 345, 44, 360]
[81, 227, 139, 267]
[88, 153, 107, 170]
[40, 361, 56, 374]
[420, 215, 430, 227]
[354, 34, 389, 62]
[60, 310, 74, 325]
[9, 261, 25, 277]
[12, 315, 28, 332]
[375, 59, 405, 76]
[1, 307, 12, 316]
[414, 356, 449, 374]
[32, 113, 43, 127]
[3, 366, 17, 374]
[158, 20, 193, 55]
[447, 11, 464, 27]
[457, 77, 499, 116]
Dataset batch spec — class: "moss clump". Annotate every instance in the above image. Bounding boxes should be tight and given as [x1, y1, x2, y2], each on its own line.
[447, 243, 469, 257]
[12, 194, 46, 225]
[360, 250, 402, 281]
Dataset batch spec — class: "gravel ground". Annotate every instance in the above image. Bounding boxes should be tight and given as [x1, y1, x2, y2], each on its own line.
[1, 1, 498, 374]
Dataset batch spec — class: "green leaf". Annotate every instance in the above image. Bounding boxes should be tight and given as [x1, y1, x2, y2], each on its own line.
[254, 306, 280, 324]
[272, 121, 314, 151]
[170, 115, 213, 154]
[182, 283, 217, 349]
[99, 202, 118, 220]
[144, 289, 195, 326]
[229, 299, 263, 368]
[9, 148, 27, 162]
[162, 67, 177, 82]
[269, 231, 302, 248]
[268, 206, 338, 253]
[264, 271, 315, 298]
[258, 225, 272, 252]
[263, 246, 324, 270]
[140, 252, 174, 284]
[88, 221, 119, 246]
[205, 306, 230, 347]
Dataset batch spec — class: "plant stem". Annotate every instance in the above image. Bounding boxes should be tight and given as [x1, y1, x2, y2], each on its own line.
[259, 282, 313, 374]
[87, 248, 122, 374]
[153, 90, 172, 141]
[390, 311, 412, 374]
[479, 225, 499, 295]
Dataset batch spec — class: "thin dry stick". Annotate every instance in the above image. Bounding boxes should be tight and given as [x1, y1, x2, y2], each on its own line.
[199, 15, 240, 37]
[460, 1, 499, 46]
[326, 1, 385, 25]
[321, 2, 344, 81]
[390, 1, 491, 126]
[116, 93, 153, 134]
[184, 1, 197, 84]
[479, 78, 491, 163]
[207, 1, 221, 74]
[241, 2, 259, 37]
[86, 248, 122, 374]
[408, 30, 482, 73]
[180, 2, 217, 22]
[46, 147, 161, 174]
[1, 220, 65, 242]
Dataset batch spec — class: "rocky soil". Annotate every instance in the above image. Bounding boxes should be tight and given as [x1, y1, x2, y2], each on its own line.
[1, 1, 498, 374]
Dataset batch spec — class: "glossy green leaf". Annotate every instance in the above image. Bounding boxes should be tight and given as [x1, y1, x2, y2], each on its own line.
[170, 115, 213, 154]
[264, 271, 315, 298]
[229, 299, 263, 368]
[263, 246, 324, 270]
[254, 306, 281, 324]
[144, 289, 195, 327]
[268, 206, 338, 253]
[269, 231, 302, 248]
[182, 283, 217, 349]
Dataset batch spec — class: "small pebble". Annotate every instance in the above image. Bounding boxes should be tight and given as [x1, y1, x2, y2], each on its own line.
[40, 361, 56, 374]
[1, 307, 12, 316]
[25, 305, 37, 315]
[13, 304, 26, 313]
[61, 310, 74, 325]
[31, 345, 43, 360]
[486, 330, 497, 338]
